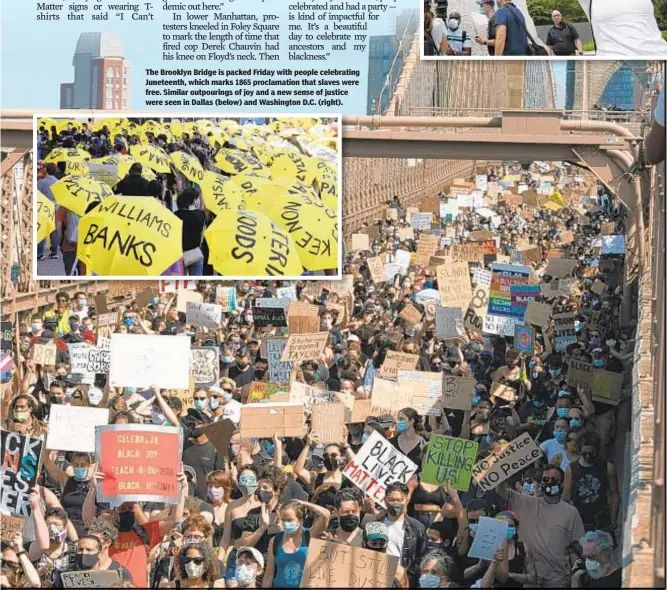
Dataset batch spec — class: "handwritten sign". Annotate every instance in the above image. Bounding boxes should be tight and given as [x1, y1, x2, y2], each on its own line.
[190, 346, 219, 387]
[467, 517, 509, 561]
[567, 359, 594, 391]
[288, 301, 320, 334]
[370, 377, 429, 417]
[97, 312, 118, 327]
[216, 286, 237, 311]
[367, 256, 385, 283]
[240, 402, 305, 439]
[553, 310, 577, 352]
[265, 338, 292, 384]
[175, 289, 203, 313]
[343, 431, 417, 507]
[281, 332, 328, 363]
[185, 301, 222, 328]
[591, 370, 623, 405]
[67, 342, 92, 374]
[1, 431, 43, 517]
[46, 405, 110, 453]
[252, 305, 287, 328]
[421, 434, 478, 491]
[61, 570, 120, 588]
[86, 347, 110, 374]
[96, 424, 182, 503]
[33, 343, 57, 366]
[545, 258, 577, 278]
[464, 284, 490, 333]
[524, 302, 551, 327]
[350, 234, 370, 251]
[311, 403, 347, 444]
[472, 432, 542, 491]
[378, 351, 419, 380]
[436, 307, 465, 339]
[410, 212, 433, 230]
[0, 515, 24, 542]
[399, 304, 422, 326]
[490, 382, 517, 403]
[436, 262, 472, 311]
[442, 375, 476, 411]
[1, 322, 13, 350]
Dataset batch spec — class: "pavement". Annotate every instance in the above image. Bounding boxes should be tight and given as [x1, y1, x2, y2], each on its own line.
[37, 251, 66, 277]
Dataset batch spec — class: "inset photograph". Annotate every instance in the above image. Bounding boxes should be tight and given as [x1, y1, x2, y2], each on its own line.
[422, 0, 667, 58]
[34, 115, 341, 279]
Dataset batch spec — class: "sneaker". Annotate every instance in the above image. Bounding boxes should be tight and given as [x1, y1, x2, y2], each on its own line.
[37, 254, 46, 261]
[49, 252, 59, 259]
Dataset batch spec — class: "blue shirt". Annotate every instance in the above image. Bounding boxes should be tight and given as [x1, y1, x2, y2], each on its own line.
[655, 87, 665, 128]
[495, 3, 528, 56]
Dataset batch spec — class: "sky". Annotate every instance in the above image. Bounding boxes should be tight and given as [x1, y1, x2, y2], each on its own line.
[551, 61, 568, 108]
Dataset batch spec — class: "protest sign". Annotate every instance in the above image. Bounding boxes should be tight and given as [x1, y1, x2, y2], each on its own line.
[410, 212, 433, 230]
[467, 517, 509, 561]
[33, 342, 56, 366]
[252, 305, 287, 328]
[488, 263, 531, 319]
[289, 381, 334, 411]
[545, 258, 577, 278]
[287, 302, 320, 334]
[1, 431, 43, 516]
[509, 285, 540, 319]
[399, 303, 422, 326]
[135, 287, 158, 310]
[436, 306, 465, 339]
[490, 382, 517, 402]
[394, 249, 411, 268]
[378, 351, 419, 380]
[514, 325, 535, 354]
[601, 235, 625, 255]
[524, 302, 551, 327]
[397, 227, 414, 241]
[472, 268, 492, 287]
[370, 377, 429, 417]
[240, 403, 306, 439]
[385, 208, 398, 221]
[553, 311, 577, 352]
[108, 280, 157, 298]
[200, 419, 236, 457]
[68, 342, 92, 374]
[267, 338, 293, 383]
[397, 370, 442, 407]
[601, 222, 616, 235]
[276, 285, 297, 301]
[384, 263, 400, 283]
[159, 279, 196, 294]
[591, 370, 623, 405]
[442, 375, 476, 411]
[483, 314, 523, 338]
[281, 332, 328, 363]
[350, 234, 370, 251]
[247, 382, 288, 404]
[97, 336, 112, 350]
[94, 293, 109, 314]
[464, 284, 490, 333]
[436, 262, 472, 311]
[61, 570, 120, 588]
[421, 434, 478, 491]
[559, 230, 575, 245]
[0, 515, 24, 542]
[46, 405, 110, 453]
[190, 346, 219, 387]
[96, 424, 182, 503]
[520, 246, 542, 266]
[97, 311, 118, 327]
[311, 403, 347, 444]
[420, 196, 442, 215]
[109, 334, 191, 389]
[216, 286, 237, 311]
[175, 289, 203, 313]
[472, 432, 542, 491]
[591, 279, 606, 296]
[86, 347, 110, 374]
[301, 538, 399, 589]
[450, 243, 485, 264]
[185, 301, 222, 329]
[567, 359, 594, 391]
[343, 431, 417, 507]
[367, 256, 385, 283]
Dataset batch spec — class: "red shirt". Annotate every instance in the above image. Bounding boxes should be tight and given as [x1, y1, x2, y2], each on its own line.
[109, 521, 162, 587]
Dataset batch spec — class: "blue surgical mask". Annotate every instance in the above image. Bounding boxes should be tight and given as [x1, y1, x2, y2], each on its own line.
[531, 371, 540, 379]
[222, 355, 234, 363]
[528, 360, 536, 368]
[152, 297, 160, 305]
[585, 558, 601, 577]
[265, 442, 275, 455]
[282, 520, 299, 535]
[419, 574, 441, 588]
[472, 395, 481, 407]
[554, 431, 566, 442]
[506, 526, 516, 539]
[469, 523, 478, 533]
[73, 467, 88, 481]
[361, 433, 369, 443]
[194, 399, 208, 412]
[522, 482, 536, 495]
[123, 317, 134, 327]
[593, 359, 604, 368]
[533, 399, 545, 408]
[396, 420, 409, 433]
[124, 387, 137, 395]
[557, 408, 569, 418]
[209, 398, 220, 410]
[570, 418, 582, 429]
[549, 368, 561, 377]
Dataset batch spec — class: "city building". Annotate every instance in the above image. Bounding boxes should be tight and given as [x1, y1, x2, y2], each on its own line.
[60, 32, 131, 110]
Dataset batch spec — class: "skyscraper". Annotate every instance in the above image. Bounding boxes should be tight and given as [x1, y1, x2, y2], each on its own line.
[60, 32, 132, 110]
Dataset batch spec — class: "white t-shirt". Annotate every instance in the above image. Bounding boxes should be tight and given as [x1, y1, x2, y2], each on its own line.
[431, 18, 447, 53]
[579, 0, 667, 57]
[540, 438, 570, 472]
[383, 517, 406, 558]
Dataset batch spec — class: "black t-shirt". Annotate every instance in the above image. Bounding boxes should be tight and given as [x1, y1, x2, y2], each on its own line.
[174, 208, 206, 251]
[225, 363, 256, 388]
[582, 567, 622, 588]
[546, 22, 579, 55]
[182, 440, 224, 501]
[486, 15, 497, 56]
[61, 477, 91, 537]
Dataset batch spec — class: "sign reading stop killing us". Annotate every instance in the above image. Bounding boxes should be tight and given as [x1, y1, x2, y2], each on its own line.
[95, 424, 183, 504]
[421, 434, 478, 492]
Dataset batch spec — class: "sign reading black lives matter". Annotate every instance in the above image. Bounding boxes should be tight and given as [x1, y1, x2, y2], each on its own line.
[1, 431, 44, 517]
[190, 346, 220, 387]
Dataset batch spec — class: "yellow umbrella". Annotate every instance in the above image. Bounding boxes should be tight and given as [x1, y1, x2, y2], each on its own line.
[169, 151, 206, 183]
[248, 192, 338, 271]
[200, 171, 247, 215]
[252, 141, 274, 167]
[65, 159, 89, 176]
[130, 144, 171, 173]
[36, 192, 55, 243]
[44, 147, 91, 164]
[229, 174, 279, 196]
[55, 120, 83, 134]
[37, 118, 58, 132]
[52, 176, 115, 217]
[270, 152, 317, 185]
[205, 210, 303, 277]
[77, 197, 183, 276]
[214, 149, 270, 177]
[117, 156, 157, 182]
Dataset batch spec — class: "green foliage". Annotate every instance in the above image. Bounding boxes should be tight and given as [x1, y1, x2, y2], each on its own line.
[582, 40, 595, 52]
[526, 0, 587, 26]
[656, 0, 667, 30]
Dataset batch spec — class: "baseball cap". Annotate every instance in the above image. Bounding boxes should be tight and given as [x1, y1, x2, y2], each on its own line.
[364, 521, 389, 542]
[476, 0, 494, 5]
[237, 546, 265, 570]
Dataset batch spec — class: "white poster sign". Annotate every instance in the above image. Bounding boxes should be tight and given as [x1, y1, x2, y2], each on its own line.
[68, 343, 92, 374]
[185, 302, 223, 328]
[46, 405, 110, 453]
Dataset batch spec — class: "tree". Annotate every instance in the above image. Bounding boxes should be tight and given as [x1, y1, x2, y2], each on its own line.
[655, 0, 667, 30]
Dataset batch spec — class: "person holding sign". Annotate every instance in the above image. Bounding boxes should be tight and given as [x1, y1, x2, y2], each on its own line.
[51, 535, 107, 588]
[293, 434, 353, 492]
[391, 408, 427, 465]
[1, 530, 42, 589]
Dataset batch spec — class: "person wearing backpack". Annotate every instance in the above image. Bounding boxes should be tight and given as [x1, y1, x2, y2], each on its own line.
[546, 10, 583, 56]
[423, 7, 448, 56]
[494, 0, 529, 56]
[445, 11, 472, 56]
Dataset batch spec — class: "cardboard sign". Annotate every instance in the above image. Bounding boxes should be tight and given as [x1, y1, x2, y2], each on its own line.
[399, 304, 422, 326]
[97, 312, 118, 327]
[464, 284, 490, 333]
[281, 332, 328, 363]
[311, 403, 347, 444]
[96, 424, 182, 503]
[421, 435, 478, 492]
[397, 227, 414, 241]
[467, 517, 509, 561]
[239, 402, 305, 438]
[46, 405, 110, 453]
[159, 279, 196, 294]
[524, 302, 551, 327]
[1, 431, 43, 517]
[0, 515, 24, 542]
[436, 262, 472, 312]
[108, 280, 157, 298]
[591, 370, 623, 405]
[410, 212, 433, 230]
[442, 375, 476, 410]
[472, 268, 492, 287]
[436, 307, 465, 339]
[483, 314, 522, 337]
[553, 311, 577, 352]
[472, 432, 542, 491]
[61, 570, 120, 588]
[567, 359, 594, 391]
[33, 342, 56, 366]
[216, 286, 237, 311]
[200, 419, 236, 458]
[591, 279, 606, 296]
[247, 381, 287, 403]
[86, 347, 110, 374]
[267, 337, 293, 383]
[378, 351, 419, 380]
[301, 538, 399, 589]
[367, 256, 385, 283]
[488, 263, 531, 319]
[601, 222, 616, 235]
[370, 377, 429, 416]
[351, 234, 370, 251]
[521, 246, 542, 266]
[289, 381, 335, 411]
[135, 287, 158, 310]
[175, 289, 204, 313]
[545, 258, 577, 278]
[190, 346, 219, 387]
[185, 301, 222, 328]
[601, 235, 625, 255]
[385, 208, 398, 221]
[490, 382, 517, 402]
[514, 325, 535, 354]
[109, 334, 191, 389]
[343, 431, 417, 507]
[420, 196, 442, 215]
[287, 301, 320, 335]
[559, 230, 575, 245]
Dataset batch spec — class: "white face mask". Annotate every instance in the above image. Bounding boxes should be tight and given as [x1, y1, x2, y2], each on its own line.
[235, 564, 256, 587]
[184, 561, 205, 578]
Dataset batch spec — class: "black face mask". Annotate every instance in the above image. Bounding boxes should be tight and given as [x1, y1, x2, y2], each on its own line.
[323, 457, 340, 471]
[76, 552, 99, 570]
[117, 511, 135, 532]
[339, 514, 360, 532]
[582, 452, 597, 464]
[425, 541, 443, 553]
[387, 503, 403, 518]
[257, 490, 273, 504]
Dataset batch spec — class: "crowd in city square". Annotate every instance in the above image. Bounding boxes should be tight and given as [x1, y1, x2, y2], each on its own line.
[1, 155, 642, 589]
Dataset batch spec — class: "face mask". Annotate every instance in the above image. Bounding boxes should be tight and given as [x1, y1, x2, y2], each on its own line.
[448, 19, 459, 29]
[533, 399, 544, 408]
[582, 452, 597, 464]
[585, 558, 601, 578]
[122, 317, 134, 327]
[419, 574, 441, 588]
[323, 319, 332, 329]
[32, 323, 42, 332]
[471, 395, 481, 407]
[570, 418, 582, 429]
[209, 398, 220, 411]
[208, 487, 225, 501]
[239, 475, 258, 496]
[528, 360, 536, 368]
[73, 467, 88, 481]
[257, 490, 274, 504]
[76, 299, 86, 308]
[76, 552, 99, 570]
[118, 510, 135, 532]
[222, 355, 234, 363]
[593, 359, 604, 368]
[194, 399, 208, 412]
[557, 408, 569, 418]
[543, 483, 560, 497]
[49, 524, 67, 542]
[235, 564, 256, 587]
[396, 420, 409, 433]
[361, 432, 370, 443]
[184, 561, 205, 578]
[549, 368, 561, 377]
[152, 297, 160, 305]
[522, 482, 536, 495]
[237, 362, 249, 370]
[323, 456, 340, 471]
[151, 411, 165, 425]
[479, 410, 491, 421]
[282, 520, 299, 535]
[14, 410, 30, 422]
[339, 514, 360, 532]
[554, 431, 566, 443]
[468, 523, 478, 535]
[387, 502, 403, 518]
[425, 541, 442, 553]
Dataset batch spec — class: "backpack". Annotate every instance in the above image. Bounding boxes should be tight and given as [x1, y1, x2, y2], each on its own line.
[424, 33, 440, 56]
[64, 210, 79, 245]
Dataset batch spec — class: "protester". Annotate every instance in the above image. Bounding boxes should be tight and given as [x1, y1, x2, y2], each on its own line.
[546, 11, 583, 56]
[646, 85, 665, 165]
[445, 11, 472, 56]
[571, 530, 621, 588]
[474, 0, 497, 56]
[494, 0, 528, 56]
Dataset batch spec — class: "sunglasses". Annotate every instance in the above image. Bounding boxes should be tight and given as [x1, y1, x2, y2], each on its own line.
[222, 388, 233, 393]
[184, 557, 205, 565]
[542, 477, 559, 484]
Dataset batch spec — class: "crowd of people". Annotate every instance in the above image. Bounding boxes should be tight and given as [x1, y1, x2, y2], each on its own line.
[1, 156, 637, 589]
[423, 0, 667, 57]
[35, 117, 339, 278]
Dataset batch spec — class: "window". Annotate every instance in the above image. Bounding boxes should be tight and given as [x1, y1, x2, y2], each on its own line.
[105, 98, 113, 109]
